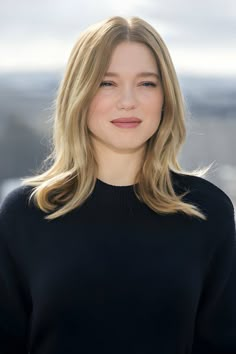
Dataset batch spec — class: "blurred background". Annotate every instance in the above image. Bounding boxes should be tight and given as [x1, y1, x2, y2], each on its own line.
[0, 0, 235, 213]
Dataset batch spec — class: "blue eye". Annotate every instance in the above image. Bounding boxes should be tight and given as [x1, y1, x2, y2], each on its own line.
[100, 81, 113, 87]
[142, 82, 157, 87]
[99, 81, 157, 87]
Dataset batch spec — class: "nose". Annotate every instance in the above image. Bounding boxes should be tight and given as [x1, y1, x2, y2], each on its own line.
[117, 87, 137, 110]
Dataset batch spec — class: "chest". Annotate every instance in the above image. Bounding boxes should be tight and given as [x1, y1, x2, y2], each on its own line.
[23, 220, 207, 324]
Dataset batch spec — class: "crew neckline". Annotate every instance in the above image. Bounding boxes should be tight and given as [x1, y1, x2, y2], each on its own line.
[92, 178, 140, 206]
[96, 178, 138, 189]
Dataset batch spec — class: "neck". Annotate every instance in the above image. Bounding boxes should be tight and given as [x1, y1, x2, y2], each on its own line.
[94, 142, 146, 186]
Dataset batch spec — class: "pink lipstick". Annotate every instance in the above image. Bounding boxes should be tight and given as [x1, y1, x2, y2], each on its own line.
[111, 117, 142, 129]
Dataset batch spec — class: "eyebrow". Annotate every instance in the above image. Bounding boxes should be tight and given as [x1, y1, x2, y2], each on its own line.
[104, 72, 160, 80]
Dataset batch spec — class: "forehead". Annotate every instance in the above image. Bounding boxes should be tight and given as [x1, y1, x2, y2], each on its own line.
[107, 41, 158, 72]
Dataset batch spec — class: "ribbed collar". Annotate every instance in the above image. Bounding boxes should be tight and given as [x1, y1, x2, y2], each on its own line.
[96, 178, 138, 189]
[87, 171, 184, 208]
[89, 178, 140, 207]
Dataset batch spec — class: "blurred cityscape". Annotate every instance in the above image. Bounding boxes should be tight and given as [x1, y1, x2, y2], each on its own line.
[0, 71, 235, 215]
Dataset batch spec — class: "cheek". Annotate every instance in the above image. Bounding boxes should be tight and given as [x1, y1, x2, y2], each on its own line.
[143, 103, 163, 125]
[87, 99, 99, 127]
[87, 97, 111, 133]
[88, 97, 99, 116]
[141, 91, 163, 110]
[88, 97, 111, 121]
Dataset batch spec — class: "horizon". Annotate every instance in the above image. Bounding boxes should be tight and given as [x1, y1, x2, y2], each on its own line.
[0, 69, 236, 80]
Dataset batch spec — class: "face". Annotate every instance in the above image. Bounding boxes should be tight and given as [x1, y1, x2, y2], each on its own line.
[87, 41, 164, 155]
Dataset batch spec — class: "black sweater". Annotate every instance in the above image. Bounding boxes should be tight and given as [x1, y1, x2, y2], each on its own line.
[0, 172, 236, 354]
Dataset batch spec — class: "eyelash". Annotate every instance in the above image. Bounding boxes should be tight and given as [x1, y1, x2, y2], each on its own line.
[99, 81, 157, 87]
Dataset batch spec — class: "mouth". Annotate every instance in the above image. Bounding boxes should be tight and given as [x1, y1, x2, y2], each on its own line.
[111, 117, 142, 123]
[111, 121, 141, 129]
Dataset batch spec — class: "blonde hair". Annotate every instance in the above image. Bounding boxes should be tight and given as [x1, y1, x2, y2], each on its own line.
[22, 15, 211, 221]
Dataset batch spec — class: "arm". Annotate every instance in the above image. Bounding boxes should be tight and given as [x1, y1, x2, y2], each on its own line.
[192, 198, 236, 354]
[0, 192, 30, 353]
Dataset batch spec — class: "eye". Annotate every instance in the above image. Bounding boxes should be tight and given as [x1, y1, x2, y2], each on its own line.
[141, 82, 157, 87]
[99, 81, 158, 88]
[99, 81, 114, 87]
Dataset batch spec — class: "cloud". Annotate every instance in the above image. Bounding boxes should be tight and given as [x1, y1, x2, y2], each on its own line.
[1, 0, 234, 42]
[138, 0, 236, 46]
[0, 0, 235, 75]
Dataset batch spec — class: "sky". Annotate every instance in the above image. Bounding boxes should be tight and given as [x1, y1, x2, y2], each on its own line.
[0, 0, 236, 76]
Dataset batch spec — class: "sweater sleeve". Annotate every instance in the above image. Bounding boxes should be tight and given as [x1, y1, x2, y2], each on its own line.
[0, 189, 30, 354]
[192, 196, 236, 354]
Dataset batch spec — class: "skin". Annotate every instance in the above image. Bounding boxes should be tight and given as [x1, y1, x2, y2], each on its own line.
[87, 41, 164, 186]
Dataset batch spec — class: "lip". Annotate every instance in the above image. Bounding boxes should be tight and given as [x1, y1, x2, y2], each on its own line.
[112, 122, 141, 128]
[111, 117, 142, 123]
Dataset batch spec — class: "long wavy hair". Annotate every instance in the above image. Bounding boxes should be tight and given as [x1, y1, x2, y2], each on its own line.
[22, 15, 211, 220]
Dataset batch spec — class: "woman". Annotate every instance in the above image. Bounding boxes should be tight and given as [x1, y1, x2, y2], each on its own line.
[0, 16, 235, 354]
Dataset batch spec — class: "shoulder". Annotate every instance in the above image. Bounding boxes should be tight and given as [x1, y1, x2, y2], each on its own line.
[0, 185, 35, 222]
[171, 171, 235, 224]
